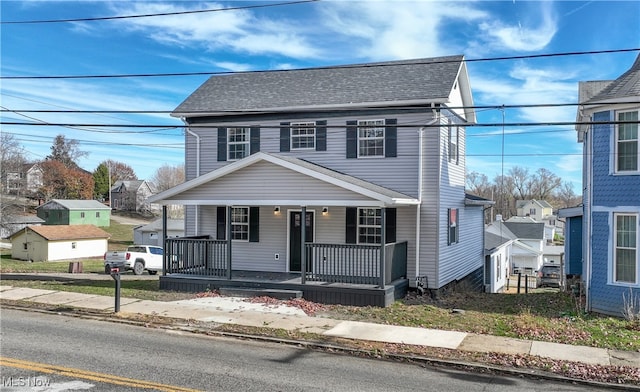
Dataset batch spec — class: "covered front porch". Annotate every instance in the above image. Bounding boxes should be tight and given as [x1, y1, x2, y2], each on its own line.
[149, 153, 419, 306]
[159, 234, 409, 306]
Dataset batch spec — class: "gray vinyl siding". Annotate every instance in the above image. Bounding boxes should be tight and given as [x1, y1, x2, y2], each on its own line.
[185, 205, 416, 274]
[171, 161, 375, 202]
[184, 111, 427, 197]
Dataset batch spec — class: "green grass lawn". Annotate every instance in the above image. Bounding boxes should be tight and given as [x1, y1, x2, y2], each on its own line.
[1, 254, 106, 273]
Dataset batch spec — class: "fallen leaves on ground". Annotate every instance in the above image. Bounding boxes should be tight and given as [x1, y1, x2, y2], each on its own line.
[244, 296, 327, 315]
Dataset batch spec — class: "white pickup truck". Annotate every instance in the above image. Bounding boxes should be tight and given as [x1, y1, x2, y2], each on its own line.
[103, 245, 164, 275]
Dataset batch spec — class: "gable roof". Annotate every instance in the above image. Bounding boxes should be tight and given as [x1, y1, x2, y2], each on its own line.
[172, 55, 475, 122]
[503, 221, 545, 240]
[585, 53, 640, 103]
[37, 199, 111, 211]
[112, 180, 150, 192]
[10, 224, 110, 241]
[147, 152, 419, 207]
[516, 199, 553, 209]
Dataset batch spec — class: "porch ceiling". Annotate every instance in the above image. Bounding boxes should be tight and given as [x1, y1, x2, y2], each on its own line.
[148, 152, 419, 207]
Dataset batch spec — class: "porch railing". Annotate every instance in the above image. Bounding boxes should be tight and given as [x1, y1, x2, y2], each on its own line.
[305, 241, 407, 285]
[164, 237, 228, 277]
[163, 237, 408, 286]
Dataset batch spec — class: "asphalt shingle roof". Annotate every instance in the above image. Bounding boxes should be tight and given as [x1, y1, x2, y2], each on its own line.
[38, 199, 111, 211]
[172, 56, 465, 115]
[16, 225, 110, 241]
[586, 53, 640, 102]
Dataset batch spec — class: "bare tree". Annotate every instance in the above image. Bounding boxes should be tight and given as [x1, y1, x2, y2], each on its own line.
[530, 168, 562, 200]
[102, 159, 137, 183]
[151, 164, 185, 192]
[46, 134, 88, 168]
[0, 131, 27, 194]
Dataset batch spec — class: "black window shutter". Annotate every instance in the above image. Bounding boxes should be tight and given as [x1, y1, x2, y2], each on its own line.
[385, 118, 397, 158]
[316, 120, 327, 151]
[345, 207, 357, 243]
[216, 207, 226, 240]
[280, 122, 290, 152]
[249, 207, 259, 242]
[217, 128, 227, 162]
[250, 126, 260, 155]
[346, 120, 357, 158]
[385, 208, 396, 243]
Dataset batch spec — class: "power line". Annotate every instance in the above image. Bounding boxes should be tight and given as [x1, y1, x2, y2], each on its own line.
[1, 120, 636, 128]
[0, 0, 319, 24]
[3, 100, 640, 114]
[2, 48, 638, 80]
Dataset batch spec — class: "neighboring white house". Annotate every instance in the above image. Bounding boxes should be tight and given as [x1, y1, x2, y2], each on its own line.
[515, 199, 563, 237]
[487, 220, 544, 275]
[133, 219, 184, 246]
[484, 229, 511, 293]
[9, 224, 110, 262]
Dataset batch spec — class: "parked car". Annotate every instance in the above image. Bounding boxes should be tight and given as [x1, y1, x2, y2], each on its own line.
[104, 245, 163, 275]
[537, 263, 563, 288]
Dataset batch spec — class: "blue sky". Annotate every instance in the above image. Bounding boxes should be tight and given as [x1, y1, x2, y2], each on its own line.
[1, 0, 639, 193]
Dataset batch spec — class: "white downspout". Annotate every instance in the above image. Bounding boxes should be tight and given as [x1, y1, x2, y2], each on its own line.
[585, 120, 593, 312]
[415, 112, 440, 284]
[184, 119, 201, 234]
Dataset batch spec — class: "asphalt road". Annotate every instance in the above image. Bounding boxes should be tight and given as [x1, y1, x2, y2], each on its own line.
[1, 309, 606, 392]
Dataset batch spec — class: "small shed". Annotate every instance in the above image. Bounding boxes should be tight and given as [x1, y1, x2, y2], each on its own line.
[10, 224, 110, 262]
[133, 218, 184, 246]
[37, 199, 111, 227]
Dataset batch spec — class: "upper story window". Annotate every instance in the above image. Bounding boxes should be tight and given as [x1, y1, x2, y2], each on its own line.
[529, 208, 536, 216]
[358, 208, 381, 244]
[228, 128, 250, 161]
[448, 124, 459, 164]
[614, 213, 638, 284]
[616, 110, 639, 173]
[358, 119, 385, 157]
[291, 122, 316, 150]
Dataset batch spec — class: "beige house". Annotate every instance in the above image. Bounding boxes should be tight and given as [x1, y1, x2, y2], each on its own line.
[10, 225, 110, 262]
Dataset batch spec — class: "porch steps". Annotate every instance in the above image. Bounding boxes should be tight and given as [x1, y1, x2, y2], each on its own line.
[219, 287, 303, 300]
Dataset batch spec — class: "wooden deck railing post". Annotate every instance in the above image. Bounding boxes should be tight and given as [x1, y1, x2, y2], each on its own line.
[379, 207, 386, 288]
[301, 206, 306, 284]
[226, 205, 232, 280]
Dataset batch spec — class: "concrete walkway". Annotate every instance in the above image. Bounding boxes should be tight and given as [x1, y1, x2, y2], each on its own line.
[1, 284, 638, 369]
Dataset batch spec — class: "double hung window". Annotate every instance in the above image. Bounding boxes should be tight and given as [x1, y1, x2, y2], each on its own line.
[291, 122, 316, 150]
[616, 111, 639, 173]
[228, 128, 250, 161]
[614, 213, 638, 284]
[358, 119, 385, 157]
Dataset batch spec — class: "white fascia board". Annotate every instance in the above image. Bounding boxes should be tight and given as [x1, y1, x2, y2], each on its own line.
[172, 99, 448, 119]
[151, 199, 387, 207]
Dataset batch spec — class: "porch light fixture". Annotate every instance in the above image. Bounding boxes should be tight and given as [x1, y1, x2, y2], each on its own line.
[274, 206, 281, 215]
[322, 207, 329, 216]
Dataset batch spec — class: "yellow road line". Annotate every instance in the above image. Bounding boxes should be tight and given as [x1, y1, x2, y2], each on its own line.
[0, 356, 202, 392]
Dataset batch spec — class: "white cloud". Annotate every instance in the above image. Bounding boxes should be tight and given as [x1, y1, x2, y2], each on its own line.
[477, 1, 557, 51]
[320, 1, 487, 61]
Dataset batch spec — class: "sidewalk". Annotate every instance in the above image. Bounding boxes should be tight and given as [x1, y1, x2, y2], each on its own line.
[1, 282, 638, 372]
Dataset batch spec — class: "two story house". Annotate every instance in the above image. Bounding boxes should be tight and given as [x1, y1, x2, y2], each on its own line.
[148, 56, 492, 306]
[110, 180, 157, 214]
[572, 53, 640, 317]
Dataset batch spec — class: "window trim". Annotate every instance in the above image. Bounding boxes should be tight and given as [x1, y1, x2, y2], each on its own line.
[357, 207, 382, 244]
[357, 119, 385, 158]
[612, 212, 638, 285]
[290, 121, 316, 150]
[227, 127, 251, 161]
[615, 110, 639, 174]
[448, 123, 459, 164]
